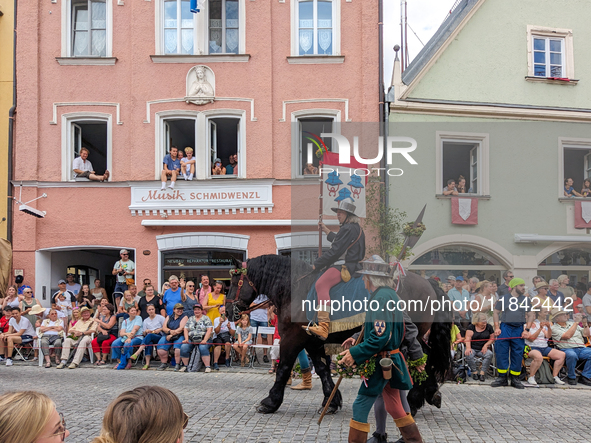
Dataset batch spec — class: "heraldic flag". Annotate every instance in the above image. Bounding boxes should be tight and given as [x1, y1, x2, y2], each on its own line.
[574, 200, 591, 229]
[321, 152, 367, 218]
[451, 197, 478, 225]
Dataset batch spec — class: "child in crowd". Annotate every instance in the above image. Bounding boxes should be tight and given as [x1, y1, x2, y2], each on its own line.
[450, 323, 464, 360]
[56, 292, 73, 326]
[581, 179, 591, 197]
[233, 314, 252, 367]
[181, 147, 196, 181]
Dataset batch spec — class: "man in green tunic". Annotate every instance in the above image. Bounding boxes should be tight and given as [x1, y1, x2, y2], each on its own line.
[339, 256, 424, 443]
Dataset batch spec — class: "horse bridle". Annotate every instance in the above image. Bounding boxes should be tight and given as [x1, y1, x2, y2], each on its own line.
[228, 269, 272, 320]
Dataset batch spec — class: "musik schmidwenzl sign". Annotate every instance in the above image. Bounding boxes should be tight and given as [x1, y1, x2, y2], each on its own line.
[129, 181, 273, 216]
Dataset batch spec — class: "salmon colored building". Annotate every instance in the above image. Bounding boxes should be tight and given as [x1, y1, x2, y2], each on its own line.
[12, 0, 378, 301]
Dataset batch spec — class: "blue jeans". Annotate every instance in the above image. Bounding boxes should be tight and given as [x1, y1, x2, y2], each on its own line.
[156, 335, 184, 351]
[113, 282, 128, 302]
[180, 343, 210, 358]
[250, 319, 269, 339]
[111, 337, 142, 366]
[141, 333, 163, 355]
[563, 347, 591, 379]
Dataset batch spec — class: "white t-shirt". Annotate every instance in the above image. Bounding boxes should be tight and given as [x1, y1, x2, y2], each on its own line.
[119, 295, 141, 307]
[143, 315, 166, 332]
[66, 283, 81, 295]
[250, 295, 269, 322]
[40, 319, 64, 336]
[9, 316, 35, 337]
[56, 299, 73, 316]
[525, 319, 549, 348]
[72, 156, 93, 177]
[113, 259, 135, 284]
[213, 317, 235, 338]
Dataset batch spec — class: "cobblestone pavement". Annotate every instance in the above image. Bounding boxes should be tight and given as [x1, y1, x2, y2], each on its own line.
[1, 363, 590, 442]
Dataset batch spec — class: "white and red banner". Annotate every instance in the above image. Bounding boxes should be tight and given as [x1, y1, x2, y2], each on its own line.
[574, 200, 591, 228]
[321, 152, 367, 218]
[451, 197, 478, 225]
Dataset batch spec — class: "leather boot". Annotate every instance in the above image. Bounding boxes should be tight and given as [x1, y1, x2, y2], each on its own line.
[366, 431, 388, 443]
[286, 376, 292, 385]
[490, 374, 508, 387]
[291, 367, 312, 390]
[303, 308, 330, 340]
[348, 420, 369, 443]
[395, 413, 424, 443]
[510, 374, 524, 389]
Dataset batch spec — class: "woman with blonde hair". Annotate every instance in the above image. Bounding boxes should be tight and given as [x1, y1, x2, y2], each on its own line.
[92, 386, 187, 443]
[0, 391, 69, 442]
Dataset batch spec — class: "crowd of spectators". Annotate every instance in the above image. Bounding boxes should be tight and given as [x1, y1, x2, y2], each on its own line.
[439, 271, 591, 386]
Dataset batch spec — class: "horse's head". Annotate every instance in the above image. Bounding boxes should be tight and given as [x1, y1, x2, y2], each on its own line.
[226, 258, 258, 321]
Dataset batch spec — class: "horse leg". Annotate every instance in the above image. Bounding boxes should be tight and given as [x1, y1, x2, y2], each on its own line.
[257, 334, 301, 414]
[307, 345, 342, 415]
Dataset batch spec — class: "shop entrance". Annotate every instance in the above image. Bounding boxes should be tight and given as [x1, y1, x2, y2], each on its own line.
[161, 249, 245, 292]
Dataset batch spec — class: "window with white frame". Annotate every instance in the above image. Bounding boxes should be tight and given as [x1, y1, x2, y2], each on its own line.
[163, 0, 195, 54]
[293, 0, 339, 56]
[437, 132, 489, 196]
[294, 116, 334, 178]
[208, 0, 240, 54]
[527, 26, 574, 80]
[208, 117, 240, 177]
[563, 144, 591, 197]
[532, 37, 564, 78]
[63, 117, 110, 181]
[71, 0, 107, 56]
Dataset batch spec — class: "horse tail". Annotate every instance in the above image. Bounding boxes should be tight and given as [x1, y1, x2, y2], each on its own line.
[427, 278, 452, 383]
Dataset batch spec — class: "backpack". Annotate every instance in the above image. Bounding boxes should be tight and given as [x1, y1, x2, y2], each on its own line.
[534, 360, 555, 384]
[187, 346, 202, 372]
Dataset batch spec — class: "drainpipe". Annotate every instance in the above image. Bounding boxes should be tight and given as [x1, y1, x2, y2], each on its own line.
[378, 0, 388, 228]
[7, 0, 17, 244]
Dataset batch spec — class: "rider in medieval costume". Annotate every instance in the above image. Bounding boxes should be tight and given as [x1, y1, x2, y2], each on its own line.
[305, 200, 365, 340]
[339, 256, 425, 443]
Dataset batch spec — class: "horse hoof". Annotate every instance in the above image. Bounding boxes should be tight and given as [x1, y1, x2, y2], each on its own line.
[257, 404, 278, 414]
[317, 406, 338, 415]
[431, 390, 442, 408]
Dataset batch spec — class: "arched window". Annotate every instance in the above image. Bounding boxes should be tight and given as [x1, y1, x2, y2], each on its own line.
[538, 247, 591, 289]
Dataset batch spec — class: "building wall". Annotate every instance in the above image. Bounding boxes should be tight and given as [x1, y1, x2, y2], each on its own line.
[0, 0, 14, 240]
[12, 0, 380, 300]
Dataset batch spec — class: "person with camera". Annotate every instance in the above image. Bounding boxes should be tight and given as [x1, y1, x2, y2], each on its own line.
[180, 304, 213, 372]
[212, 305, 235, 370]
[551, 308, 591, 386]
[112, 250, 135, 306]
[156, 303, 188, 371]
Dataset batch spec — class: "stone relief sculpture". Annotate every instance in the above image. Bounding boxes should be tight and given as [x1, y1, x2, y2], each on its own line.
[185, 65, 215, 105]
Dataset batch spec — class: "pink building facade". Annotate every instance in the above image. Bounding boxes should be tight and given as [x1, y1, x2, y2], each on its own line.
[12, 0, 378, 301]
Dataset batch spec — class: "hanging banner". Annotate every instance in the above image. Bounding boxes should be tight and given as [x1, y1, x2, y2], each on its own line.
[574, 200, 591, 228]
[451, 197, 478, 225]
[321, 152, 367, 218]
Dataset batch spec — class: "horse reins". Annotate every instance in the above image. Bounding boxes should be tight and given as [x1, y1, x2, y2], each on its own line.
[229, 271, 273, 317]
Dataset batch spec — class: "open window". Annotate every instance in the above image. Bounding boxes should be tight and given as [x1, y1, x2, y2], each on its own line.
[208, 117, 240, 178]
[563, 146, 591, 196]
[295, 117, 334, 178]
[162, 118, 196, 160]
[69, 121, 108, 180]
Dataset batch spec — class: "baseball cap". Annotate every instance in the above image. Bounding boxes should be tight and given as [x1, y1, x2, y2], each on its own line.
[193, 303, 203, 310]
[173, 303, 184, 310]
[447, 276, 456, 282]
[456, 276, 464, 282]
[58, 279, 66, 284]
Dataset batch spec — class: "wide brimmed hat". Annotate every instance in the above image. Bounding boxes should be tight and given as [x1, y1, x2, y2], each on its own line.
[331, 200, 357, 216]
[80, 307, 91, 314]
[535, 281, 549, 290]
[358, 255, 393, 277]
[30, 305, 46, 316]
[550, 307, 568, 321]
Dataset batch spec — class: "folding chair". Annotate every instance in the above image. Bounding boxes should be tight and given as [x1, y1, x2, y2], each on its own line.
[248, 326, 275, 368]
[37, 328, 58, 367]
[14, 336, 35, 361]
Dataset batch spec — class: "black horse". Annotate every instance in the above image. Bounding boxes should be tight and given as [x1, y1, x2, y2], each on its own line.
[227, 255, 451, 415]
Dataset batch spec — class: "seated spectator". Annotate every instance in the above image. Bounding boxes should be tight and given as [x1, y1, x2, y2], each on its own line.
[163, 275, 183, 316]
[161, 146, 180, 190]
[442, 179, 459, 196]
[572, 290, 584, 316]
[303, 163, 318, 175]
[212, 306, 235, 370]
[450, 322, 463, 360]
[91, 278, 107, 301]
[20, 288, 38, 328]
[0, 307, 11, 332]
[137, 279, 154, 298]
[94, 298, 109, 319]
[471, 281, 496, 325]
[67, 308, 82, 334]
[464, 313, 494, 381]
[131, 304, 166, 370]
[73, 146, 110, 182]
[180, 304, 213, 373]
[0, 391, 69, 443]
[211, 157, 226, 175]
[91, 386, 186, 443]
[138, 284, 166, 319]
[551, 308, 591, 385]
[38, 308, 65, 368]
[564, 177, 582, 197]
[180, 147, 196, 180]
[583, 283, 591, 318]
[77, 284, 96, 312]
[117, 290, 139, 319]
[156, 303, 188, 371]
[531, 281, 552, 316]
[226, 153, 238, 175]
[457, 175, 473, 193]
[1, 285, 22, 310]
[581, 178, 591, 198]
[233, 314, 252, 367]
[56, 306, 96, 369]
[0, 307, 36, 366]
[525, 310, 565, 385]
[111, 306, 143, 370]
[91, 303, 117, 366]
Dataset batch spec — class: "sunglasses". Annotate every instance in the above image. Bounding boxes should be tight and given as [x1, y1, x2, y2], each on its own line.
[45, 413, 67, 441]
[122, 254, 129, 256]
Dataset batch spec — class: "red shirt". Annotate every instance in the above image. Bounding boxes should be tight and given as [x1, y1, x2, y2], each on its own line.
[0, 317, 9, 333]
[270, 316, 280, 341]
